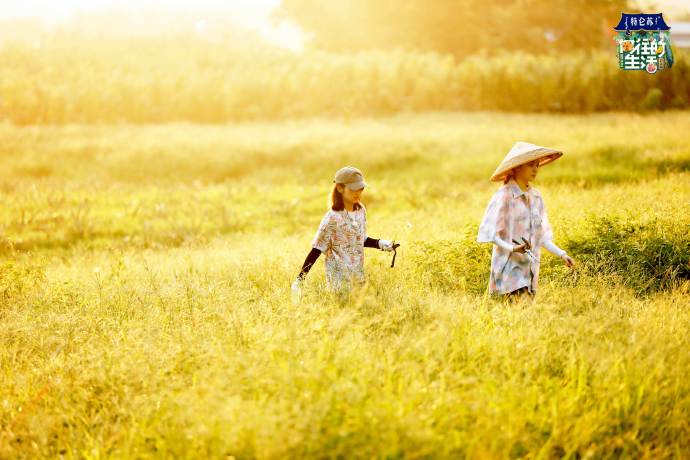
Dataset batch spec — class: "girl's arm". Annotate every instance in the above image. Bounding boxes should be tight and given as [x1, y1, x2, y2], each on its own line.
[296, 247, 322, 280]
[543, 239, 575, 267]
[539, 204, 567, 257]
[542, 240, 567, 257]
[365, 236, 396, 251]
[299, 210, 335, 280]
[364, 237, 380, 248]
[492, 234, 514, 252]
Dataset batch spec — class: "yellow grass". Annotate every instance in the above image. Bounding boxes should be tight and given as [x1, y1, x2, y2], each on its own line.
[1, 111, 689, 458]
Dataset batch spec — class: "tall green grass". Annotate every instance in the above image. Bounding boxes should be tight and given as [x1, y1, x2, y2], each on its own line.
[1, 39, 689, 125]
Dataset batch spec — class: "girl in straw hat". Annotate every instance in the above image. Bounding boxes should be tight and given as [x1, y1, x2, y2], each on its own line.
[291, 166, 397, 300]
[477, 142, 575, 298]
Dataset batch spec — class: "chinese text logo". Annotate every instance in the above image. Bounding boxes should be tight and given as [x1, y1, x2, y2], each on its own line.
[613, 13, 674, 74]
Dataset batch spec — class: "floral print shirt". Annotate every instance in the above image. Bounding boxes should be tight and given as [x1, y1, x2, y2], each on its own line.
[311, 205, 367, 291]
[476, 179, 555, 295]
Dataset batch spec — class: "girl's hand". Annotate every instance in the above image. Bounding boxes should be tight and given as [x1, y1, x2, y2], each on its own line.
[378, 239, 396, 252]
[291, 277, 303, 304]
[512, 243, 527, 254]
[561, 253, 575, 268]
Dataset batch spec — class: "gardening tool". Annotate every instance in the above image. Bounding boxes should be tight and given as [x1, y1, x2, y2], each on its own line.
[512, 236, 539, 264]
[389, 241, 401, 268]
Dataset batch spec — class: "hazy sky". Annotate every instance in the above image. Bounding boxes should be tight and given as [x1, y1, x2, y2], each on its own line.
[1, 0, 688, 25]
[0, 0, 309, 50]
[0, 0, 686, 51]
[0, 0, 280, 25]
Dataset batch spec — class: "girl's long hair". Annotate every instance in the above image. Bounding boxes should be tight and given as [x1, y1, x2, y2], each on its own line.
[331, 183, 362, 211]
[503, 170, 515, 184]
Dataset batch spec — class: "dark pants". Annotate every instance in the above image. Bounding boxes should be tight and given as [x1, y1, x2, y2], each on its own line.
[506, 286, 533, 299]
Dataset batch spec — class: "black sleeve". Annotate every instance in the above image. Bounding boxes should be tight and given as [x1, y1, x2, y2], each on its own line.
[364, 237, 380, 249]
[297, 247, 322, 280]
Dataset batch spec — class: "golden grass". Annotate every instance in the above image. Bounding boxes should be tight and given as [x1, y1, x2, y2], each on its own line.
[1, 111, 689, 458]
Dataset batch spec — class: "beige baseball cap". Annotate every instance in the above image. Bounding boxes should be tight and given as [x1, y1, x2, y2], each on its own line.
[334, 166, 367, 190]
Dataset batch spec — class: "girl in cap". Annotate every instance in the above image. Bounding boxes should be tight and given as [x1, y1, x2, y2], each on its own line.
[291, 166, 397, 298]
[477, 142, 575, 298]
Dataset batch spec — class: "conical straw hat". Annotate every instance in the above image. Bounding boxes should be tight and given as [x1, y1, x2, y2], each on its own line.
[490, 141, 563, 182]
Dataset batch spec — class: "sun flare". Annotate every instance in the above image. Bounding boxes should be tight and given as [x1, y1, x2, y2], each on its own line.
[0, 0, 306, 51]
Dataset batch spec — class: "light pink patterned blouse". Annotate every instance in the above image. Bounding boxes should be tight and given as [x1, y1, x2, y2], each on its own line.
[311, 205, 367, 291]
[477, 179, 555, 295]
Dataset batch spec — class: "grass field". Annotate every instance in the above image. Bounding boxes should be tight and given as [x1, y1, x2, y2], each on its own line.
[2, 42, 689, 124]
[1, 111, 689, 458]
